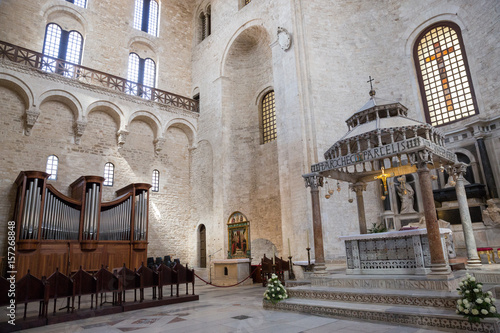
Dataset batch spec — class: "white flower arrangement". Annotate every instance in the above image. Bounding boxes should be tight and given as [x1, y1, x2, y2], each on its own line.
[263, 273, 289, 304]
[456, 273, 500, 323]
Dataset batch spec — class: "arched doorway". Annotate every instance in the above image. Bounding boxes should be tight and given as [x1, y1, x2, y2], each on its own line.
[199, 224, 206, 268]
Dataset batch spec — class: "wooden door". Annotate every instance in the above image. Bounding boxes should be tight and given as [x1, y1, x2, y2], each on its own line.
[199, 225, 206, 268]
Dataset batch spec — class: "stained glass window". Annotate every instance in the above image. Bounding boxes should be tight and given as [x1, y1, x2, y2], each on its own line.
[103, 162, 114, 186]
[46, 155, 59, 180]
[415, 23, 478, 126]
[262, 91, 277, 143]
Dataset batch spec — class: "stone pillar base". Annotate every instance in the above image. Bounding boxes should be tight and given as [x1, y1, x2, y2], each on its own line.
[466, 258, 482, 269]
[427, 263, 452, 276]
[313, 262, 328, 275]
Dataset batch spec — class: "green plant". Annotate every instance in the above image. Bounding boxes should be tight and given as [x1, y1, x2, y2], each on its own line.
[367, 222, 387, 233]
[456, 273, 499, 323]
[263, 273, 288, 304]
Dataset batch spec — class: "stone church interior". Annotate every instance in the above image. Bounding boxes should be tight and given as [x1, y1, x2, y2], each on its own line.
[0, 0, 499, 331]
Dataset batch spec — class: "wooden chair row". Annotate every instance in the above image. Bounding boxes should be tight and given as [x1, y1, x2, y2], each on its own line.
[0, 262, 195, 320]
[260, 254, 289, 286]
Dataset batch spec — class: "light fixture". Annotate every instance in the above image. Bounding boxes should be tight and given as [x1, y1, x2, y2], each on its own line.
[439, 164, 445, 173]
[325, 180, 331, 199]
[337, 181, 341, 192]
[348, 185, 353, 203]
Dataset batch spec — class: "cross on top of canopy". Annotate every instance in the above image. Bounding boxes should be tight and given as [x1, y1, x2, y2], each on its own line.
[310, 89, 457, 184]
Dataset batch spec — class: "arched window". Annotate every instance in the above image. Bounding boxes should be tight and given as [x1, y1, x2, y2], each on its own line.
[261, 90, 277, 144]
[103, 162, 114, 186]
[414, 22, 478, 127]
[245, 0, 252, 5]
[133, 0, 159, 36]
[199, 12, 206, 41]
[46, 155, 59, 180]
[152, 169, 160, 192]
[127, 53, 156, 98]
[66, 0, 87, 8]
[42, 23, 83, 76]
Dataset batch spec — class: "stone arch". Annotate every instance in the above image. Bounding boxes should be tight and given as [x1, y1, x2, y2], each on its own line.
[128, 37, 159, 61]
[449, 147, 479, 184]
[128, 110, 162, 139]
[42, 2, 88, 34]
[38, 89, 83, 121]
[85, 100, 125, 130]
[220, 19, 270, 77]
[164, 118, 197, 148]
[254, 85, 273, 106]
[0, 73, 34, 109]
[192, 86, 200, 99]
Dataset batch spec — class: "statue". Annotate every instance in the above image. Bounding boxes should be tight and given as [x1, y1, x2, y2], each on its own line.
[483, 198, 500, 227]
[396, 175, 416, 214]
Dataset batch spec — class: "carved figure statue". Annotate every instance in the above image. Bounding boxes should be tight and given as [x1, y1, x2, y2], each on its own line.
[483, 198, 500, 227]
[396, 176, 416, 214]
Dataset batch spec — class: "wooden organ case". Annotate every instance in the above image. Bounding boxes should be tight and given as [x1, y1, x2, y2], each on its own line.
[13, 171, 151, 279]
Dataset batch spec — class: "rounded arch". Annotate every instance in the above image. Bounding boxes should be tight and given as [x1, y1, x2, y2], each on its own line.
[164, 118, 197, 147]
[192, 86, 200, 99]
[220, 19, 271, 77]
[0, 73, 35, 109]
[38, 89, 83, 120]
[128, 110, 162, 139]
[254, 85, 274, 106]
[42, 3, 88, 34]
[128, 37, 159, 60]
[85, 100, 125, 130]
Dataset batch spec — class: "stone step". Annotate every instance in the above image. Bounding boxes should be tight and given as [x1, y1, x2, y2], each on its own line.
[264, 297, 500, 333]
[287, 285, 459, 309]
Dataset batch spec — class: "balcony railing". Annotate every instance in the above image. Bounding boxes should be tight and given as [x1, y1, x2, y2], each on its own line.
[0, 40, 199, 113]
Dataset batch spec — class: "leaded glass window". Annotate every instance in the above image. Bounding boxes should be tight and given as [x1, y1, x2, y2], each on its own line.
[66, 0, 87, 8]
[42, 23, 83, 76]
[103, 162, 114, 186]
[133, 0, 159, 36]
[127, 53, 156, 98]
[152, 169, 159, 192]
[415, 23, 478, 126]
[262, 91, 277, 144]
[46, 155, 59, 180]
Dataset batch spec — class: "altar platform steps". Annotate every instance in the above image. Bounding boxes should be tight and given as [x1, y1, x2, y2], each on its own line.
[263, 296, 500, 333]
[287, 285, 459, 309]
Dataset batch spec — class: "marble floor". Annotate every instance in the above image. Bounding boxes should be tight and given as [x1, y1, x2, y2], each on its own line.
[13, 283, 445, 333]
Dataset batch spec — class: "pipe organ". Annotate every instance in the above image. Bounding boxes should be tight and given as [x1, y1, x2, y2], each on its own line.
[14, 171, 151, 279]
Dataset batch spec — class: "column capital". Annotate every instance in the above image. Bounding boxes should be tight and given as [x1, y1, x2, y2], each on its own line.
[303, 173, 323, 190]
[349, 182, 367, 194]
[154, 137, 166, 155]
[448, 162, 468, 180]
[25, 107, 40, 136]
[410, 149, 434, 170]
[117, 129, 129, 149]
[74, 119, 87, 145]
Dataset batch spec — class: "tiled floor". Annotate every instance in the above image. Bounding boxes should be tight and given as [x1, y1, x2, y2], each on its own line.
[13, 283, 444, 333]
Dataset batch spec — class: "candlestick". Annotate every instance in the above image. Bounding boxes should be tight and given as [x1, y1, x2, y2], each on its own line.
[288, 238, 291, 256]
[273, 247, 275, 265]
[307, 232, 310, 248]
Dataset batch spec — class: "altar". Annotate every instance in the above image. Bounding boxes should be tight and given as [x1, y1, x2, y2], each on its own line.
[211, 259, 252, 286]
[339, 228, 452, 275]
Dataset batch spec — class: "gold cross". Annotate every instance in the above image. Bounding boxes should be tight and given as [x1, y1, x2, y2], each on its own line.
[374, 167, 394, 195]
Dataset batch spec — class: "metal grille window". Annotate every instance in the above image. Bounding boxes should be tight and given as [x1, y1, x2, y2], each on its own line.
[133, 0, 159, 36]
[46, 155, 59, 180]
[66, 0, 87, 8]
[103, 162, 114, 186]
[415, 23, 478, 126]
[262, 91, 277, 144]
[152, 169, 160, 192]
[245, 0, 252, 5]
[42, 23, 83, 76]
[127, 53, 156, 98]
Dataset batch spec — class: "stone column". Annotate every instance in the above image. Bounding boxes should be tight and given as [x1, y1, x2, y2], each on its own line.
[413, 150, 451, 275]
[476, 136, 498, 198]
[350, 183, 367, 234]
[303, 173, 327, 275]
[450, 163, 482, 268]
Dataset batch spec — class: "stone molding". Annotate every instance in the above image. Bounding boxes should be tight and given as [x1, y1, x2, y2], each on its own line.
[25, 107, 40, 136]
[74, 120, 87, 144]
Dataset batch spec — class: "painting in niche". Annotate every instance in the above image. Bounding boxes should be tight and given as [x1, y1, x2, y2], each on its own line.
[227, 212, 250, 259]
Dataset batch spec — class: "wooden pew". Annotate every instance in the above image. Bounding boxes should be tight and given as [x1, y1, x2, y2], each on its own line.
[72, 266, 97, 310]
[15, 270, 48, 319]
[173, 263, 195, 296]
[114, 264, 141, 303]
[157, 263, 176, 298]
[137, 263, 158, 301]
[46, 268, 73, 314]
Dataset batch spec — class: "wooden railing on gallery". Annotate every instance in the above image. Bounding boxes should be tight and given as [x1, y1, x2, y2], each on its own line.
[13, 170, 151, 280]
[0, 40, 199, 113]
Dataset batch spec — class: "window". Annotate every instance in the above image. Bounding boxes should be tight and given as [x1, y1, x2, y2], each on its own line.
[133, 0, 159, 36]
[103, 162, 114, 186]
[66, 0, 87, 8]
[127, 53, 156, 98]
[414, 22, 478, 126]
[46, 155, 59, 180]
[199, 6, 211, 42]
[245, 0, 252, 5]
[261, 90, 277, 143]
[152, 169, 159, 192]
[42, 23, 83, 76]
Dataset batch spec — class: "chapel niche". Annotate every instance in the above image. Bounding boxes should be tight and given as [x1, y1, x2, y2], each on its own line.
[227, 212, 250, 259]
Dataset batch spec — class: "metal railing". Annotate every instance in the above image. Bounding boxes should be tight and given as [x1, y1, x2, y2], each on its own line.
[0, 40, 199, 113]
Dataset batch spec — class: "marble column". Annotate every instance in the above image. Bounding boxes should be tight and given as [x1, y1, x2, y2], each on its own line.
[414, 151, 451, 275]
[476, 136, 498, 198]
[451, 163, 482, 268]
[303, 173, 327, 274]
[350, 183, 368, 234]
